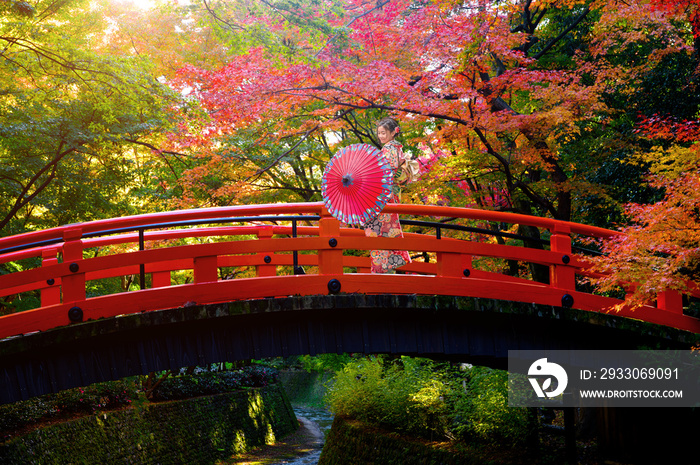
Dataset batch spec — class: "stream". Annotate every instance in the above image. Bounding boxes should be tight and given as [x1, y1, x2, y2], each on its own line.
[271, 406, 335, 465]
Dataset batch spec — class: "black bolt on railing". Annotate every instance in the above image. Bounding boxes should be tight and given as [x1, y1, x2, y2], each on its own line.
[328, 279, 341, 294]
[561, 294, 574, 308]
[68, 306, 83, 322]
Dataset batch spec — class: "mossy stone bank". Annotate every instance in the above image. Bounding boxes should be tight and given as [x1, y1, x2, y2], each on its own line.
[1, 384, 297, 464]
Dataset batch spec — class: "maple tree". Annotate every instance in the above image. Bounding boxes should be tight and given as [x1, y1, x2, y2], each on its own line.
[584, 0, 700, 306]
[126, 0, 700, 296]
[650, 0, 700, 42]
[131, 0, 692, 285]
[590, 107, 700, 308]
[591, 168, 700, 308]
[154, 0, 688, 223]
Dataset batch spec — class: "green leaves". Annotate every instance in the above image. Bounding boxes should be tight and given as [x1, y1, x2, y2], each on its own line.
[324, 356, 532, 445]
[0, 0, 178, 233]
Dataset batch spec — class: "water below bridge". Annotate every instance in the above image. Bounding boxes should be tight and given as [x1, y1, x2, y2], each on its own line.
[271, 406, 334, 465]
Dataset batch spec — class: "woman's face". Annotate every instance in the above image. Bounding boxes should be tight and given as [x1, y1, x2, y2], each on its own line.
[377, 125, 398, 145]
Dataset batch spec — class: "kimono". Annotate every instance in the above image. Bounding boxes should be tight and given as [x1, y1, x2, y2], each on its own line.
[364, 140, 412, 273]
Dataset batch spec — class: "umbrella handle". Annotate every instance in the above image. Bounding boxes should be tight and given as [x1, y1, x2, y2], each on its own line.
[342, 174, 354, 187]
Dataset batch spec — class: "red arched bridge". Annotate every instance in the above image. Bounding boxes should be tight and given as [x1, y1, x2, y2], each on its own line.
[1, 202, 698, 403]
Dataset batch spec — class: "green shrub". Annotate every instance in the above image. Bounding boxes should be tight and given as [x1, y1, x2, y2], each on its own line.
[324, 356, 450, 440]
[324, 356, 531, 446]
[445, 366, 531, 446]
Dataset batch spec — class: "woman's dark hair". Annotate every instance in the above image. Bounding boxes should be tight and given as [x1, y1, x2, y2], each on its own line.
[377, 117, 400, 133]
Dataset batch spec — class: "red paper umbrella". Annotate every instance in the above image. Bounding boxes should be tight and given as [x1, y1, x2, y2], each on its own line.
[321, 144, 394, 225]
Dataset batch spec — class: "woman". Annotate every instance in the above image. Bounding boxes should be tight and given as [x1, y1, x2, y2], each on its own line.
[364, 117, 412, 273]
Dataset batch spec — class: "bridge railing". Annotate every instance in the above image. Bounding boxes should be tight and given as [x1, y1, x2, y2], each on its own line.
[1, 202, 698, 338]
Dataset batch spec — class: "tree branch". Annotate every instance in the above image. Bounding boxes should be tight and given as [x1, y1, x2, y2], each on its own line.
[0, 144, 76, 231]
[202, 0, 246, 32]
[313, 0, 392, 58]
[124, 138, 193, 160]
[533, 6, 590, 60]
[246, 109, 354, 182]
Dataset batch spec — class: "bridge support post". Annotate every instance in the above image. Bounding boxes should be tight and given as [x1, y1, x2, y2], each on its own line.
[437, 251, 471, 277]
[657, 290, 683, 314]
[550, 223, 576, 290]
[256, 226, 276, 277]
[61, 227, 85, 304]
[41, 248, 61, 307]
[151, 271, 172, 288]
[318, 211, 342, 275]
[194, 256, 218, 283]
